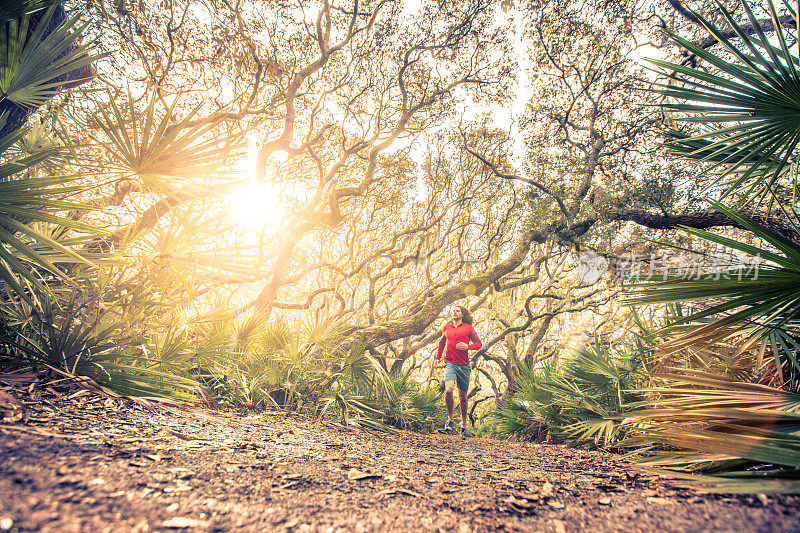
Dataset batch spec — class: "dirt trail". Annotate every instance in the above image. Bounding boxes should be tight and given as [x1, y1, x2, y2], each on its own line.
[1, 383, 799, 532]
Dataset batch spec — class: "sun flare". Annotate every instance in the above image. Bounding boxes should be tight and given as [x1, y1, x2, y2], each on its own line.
[227, 182, 284, 229]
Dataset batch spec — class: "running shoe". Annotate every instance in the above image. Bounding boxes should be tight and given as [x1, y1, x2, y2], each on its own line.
[459, 427, 467, 439]
[444, 420, 455, 431]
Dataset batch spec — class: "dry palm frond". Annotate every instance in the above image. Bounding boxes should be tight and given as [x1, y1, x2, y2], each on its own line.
[623, 370, 800, 493]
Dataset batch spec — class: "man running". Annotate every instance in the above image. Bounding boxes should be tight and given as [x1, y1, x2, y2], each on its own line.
[435, 305, 482, 439]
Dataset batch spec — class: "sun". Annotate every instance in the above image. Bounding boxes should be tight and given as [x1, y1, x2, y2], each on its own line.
[225, 145, 292, 229]
[227, 181, 285, 230]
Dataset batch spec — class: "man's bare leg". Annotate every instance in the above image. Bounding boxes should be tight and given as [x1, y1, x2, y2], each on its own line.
[445, 380, 456, 422]
[458, 389, 468, 428]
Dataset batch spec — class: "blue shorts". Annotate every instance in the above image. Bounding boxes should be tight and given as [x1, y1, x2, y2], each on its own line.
[443, 361, 471, 392]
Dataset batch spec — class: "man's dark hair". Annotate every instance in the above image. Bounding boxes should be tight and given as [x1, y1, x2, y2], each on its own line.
[459, 305, 473, 325]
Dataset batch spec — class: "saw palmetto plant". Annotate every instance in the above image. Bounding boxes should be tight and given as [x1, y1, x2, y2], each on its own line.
[0, 2, 256, 401]
[0, 6, 104, 301]
[0, 127, 101, 300]
[629, 202, 800, 391]
[187, 307, 444, 430]
[0, 268, 202, 400]
[492, 340, 649, 446]
[90, 90, 246, 195]
[623, 371, 800, 494]
[632, 0, 800, 492]
[648, 0, 800, 207]
[0, 6, 99, 109]
[0, 1, 59, 23]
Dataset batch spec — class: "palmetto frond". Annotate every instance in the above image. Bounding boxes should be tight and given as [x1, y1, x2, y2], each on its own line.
[623, 370, 800, 493]
[628, 202, 800, 387]
[0, 4, 105, 302]
[649, 0, 800, 204]
[492, 343, 648, 445]
[91, 90, 245, 193]
[0, 6, 101, 108]
[0, 1, 59, 23]
[0, 127, 100, 300]
[0, 285, 201, 400]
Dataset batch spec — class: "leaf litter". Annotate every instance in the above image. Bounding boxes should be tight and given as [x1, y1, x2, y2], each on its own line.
[0, 371, 798, 531]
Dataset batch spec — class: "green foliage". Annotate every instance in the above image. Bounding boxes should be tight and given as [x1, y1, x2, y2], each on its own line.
[649, 0, 800, 205]
[491, 341, 649, 446]
[192, 312, 338, 410]
[90, 90, 245, 194]
[187, 309, 446, 430]
[0, 1, 59, 23]
[0, 270, 201, 400]
[629, 0, 800, 492]
[490, 359, 560, 441]
[628, 202, 800, 392]
[0, 3, 105, 312]
[0, 129, 101, 301]
[0, 6, 102, 108]
[362, 372, 447, 432]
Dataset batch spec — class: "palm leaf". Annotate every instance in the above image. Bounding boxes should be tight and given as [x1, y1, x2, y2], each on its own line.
[623, 370, 800, 492]
[0, 1, 58, 22]
[628, 203, 800, 383]
[648, 0, 800, 204]
[0, 6, 104, 108]
[0, 130, 101, 301]
[90, 90, 245, 192]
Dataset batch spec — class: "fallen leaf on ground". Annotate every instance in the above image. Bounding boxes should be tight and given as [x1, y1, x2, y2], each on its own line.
[0, 391, 23, 409]
[512, 490, 540, 501]
[540, 481, 555, 497]
[505, 496, 533, 509]
[464, 503, 487, 512]
[66, 390, 92, 401]
[347, 468, 381, 481]
[164, 485, 191, 492]
[166, 503, 179, 512]
[551, 518, 567, 533]
[377, 488, 424, 499]
[1, 411, 23, 423]
[547, 500, 565, 509]
[484, 465, 514, 473]
[127, 397, 155, 410]
[162, 517, 209, 528]
[598, 497, 611, 505]
[166, 429, 209, 441]
[646, 497, 674, 505]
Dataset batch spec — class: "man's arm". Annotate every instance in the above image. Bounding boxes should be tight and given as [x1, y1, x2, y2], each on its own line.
[435, 333, 446, 360]
[467, 326, 482, 351]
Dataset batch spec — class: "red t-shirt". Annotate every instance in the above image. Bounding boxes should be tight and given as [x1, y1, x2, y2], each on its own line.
[435, 322, 482, 365]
